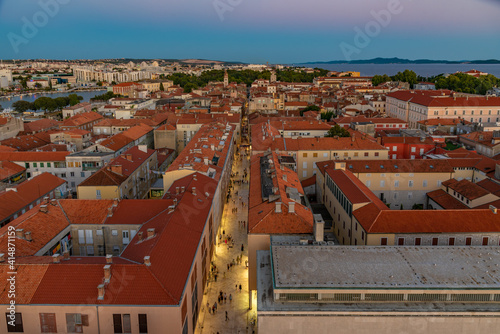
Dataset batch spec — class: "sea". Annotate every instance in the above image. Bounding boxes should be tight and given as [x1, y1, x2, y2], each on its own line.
[0, 90, 107, 110]
[304, 63, 500, 78]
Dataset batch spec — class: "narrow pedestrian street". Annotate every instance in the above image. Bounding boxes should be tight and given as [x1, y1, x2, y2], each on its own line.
[196, 147, 256, 334]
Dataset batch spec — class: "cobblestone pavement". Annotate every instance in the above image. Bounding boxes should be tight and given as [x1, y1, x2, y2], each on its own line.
[196, 149, 257, 334]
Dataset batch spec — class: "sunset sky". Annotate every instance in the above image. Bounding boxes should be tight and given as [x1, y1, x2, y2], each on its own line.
[1, 0, 499, 62]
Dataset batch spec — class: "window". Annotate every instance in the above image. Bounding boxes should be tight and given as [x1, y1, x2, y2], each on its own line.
[112, 230, 118, 236]
[394, 180, 399, 187]
[40, 163, 44, 168]
[40, 313, 57, 333]
[408, 180, 414, 187]
[78, 230, 85, 244]
[313, 153, 318, 158]
[380, 180, 385, 187]
[466, 237, 472, 245]
[113, 314, 131, 334]
[70, 172, 75, 177]
[85, 230, 93, 244]
[375, 152, 379, 157]
[432, 237, 439, 246]
[408, 192, 413, 199]
[113, 246, 120, 255]
[483, 237, 489, 246]
[380, 238, 388, 245]
[138, 314, 148, 334]
[415, 237, 421, 246]
[449, 237, 455, 246]
[366, 180, 371, 187]
[423, 180, 427, 187]
[33, 163, 38, 168]
[364, 152, 369, 157]
[47, 163, 51, 168]
[361, 231, 364, 240]
[6, 313, 23, 332]
[302, 162, 307, 169]
[66, 313, 89, 333]
[87, 246, 94, 256]
[392, 146, 397, 151]
[323, 153, 328, 158]
[25, 163, 29, 168]
[96, 189, 101, 199]
[398, 238, 404, 246]
[303, 153, 307, 158]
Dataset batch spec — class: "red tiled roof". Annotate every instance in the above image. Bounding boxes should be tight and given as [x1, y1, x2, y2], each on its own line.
[248, 153, 314, 235]
[442, 178, 490, 200]
[0, 160, 25, 180]
[0, 173, 66, 222]
[0, 151, 69, 162]
[23, 119, 60, 133]
[426, 189, 469, 210]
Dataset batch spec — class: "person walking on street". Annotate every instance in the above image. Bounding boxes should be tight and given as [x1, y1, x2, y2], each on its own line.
[229, 294, 232, 303]
[239, 284, 242, 292]
[225, 311, 229, 321]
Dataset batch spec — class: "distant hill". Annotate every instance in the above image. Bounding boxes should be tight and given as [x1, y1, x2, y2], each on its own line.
[301, 57, 500, 65]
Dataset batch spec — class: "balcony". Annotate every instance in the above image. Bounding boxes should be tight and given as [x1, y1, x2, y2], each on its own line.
[82, 163, 101, 171]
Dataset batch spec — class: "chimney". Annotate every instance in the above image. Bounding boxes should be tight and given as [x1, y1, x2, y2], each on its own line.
[107, 207, 113, 217]
[144, 256, 151, 266]
[275, 202, 282, 213]
[288, 201, 295, 213]
[43, 196, 49, 204]
[147, 228, 155, 238]
[104, 265, 111, 283]
[193, 173, 197, 181]
[173, 198, 178, 207]
[0, 253, 4, 262]
[490, 205, 497, 214]
[16, 229, 24, 239]
[313, 214, 325, 242]
[204, 157, 209, 165]
[192, 187, 197, 195]
[25, 231, 32, 242]
[52, 254, 60, 264]
[63, 250, 70, 260]
[282, 174, 287, 181]
[40, 205, 48, 213]
[97, 284, 105, 300]
[181, 186, 185, 193]
[113, 198, 119, 207]
[176, 187, 180, 195]
[109, 165, 123, 175]
[137, 231, 143, 241]
[106, 254, 113, 264]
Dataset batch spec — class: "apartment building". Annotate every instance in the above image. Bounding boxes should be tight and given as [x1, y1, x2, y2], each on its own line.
[62, 102, 92, 118]
[386, 90, 500, 128]
[65, 151, 114, 191]
[0, 151, 70, 179]
[317, 161, 500, 246]
[0, 172, 219, 334]
[77, 146, 157, 200]
[247, 152, 315, 308]
[163, 122, 234, 239]
[49, 129, 92, 151]
[417, 117, 471, 135]
[0, 117, 24, 141]
[252, 122, 389, 180]
[0, 172, 67, 226]
[382, 136, 436, 159]
[60, 112, 103, 132]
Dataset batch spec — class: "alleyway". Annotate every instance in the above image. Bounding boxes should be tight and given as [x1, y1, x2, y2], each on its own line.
[196, 147, 256, 334]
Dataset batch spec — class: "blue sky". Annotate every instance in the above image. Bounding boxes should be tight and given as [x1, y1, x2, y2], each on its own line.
[0, 0, 499, 63]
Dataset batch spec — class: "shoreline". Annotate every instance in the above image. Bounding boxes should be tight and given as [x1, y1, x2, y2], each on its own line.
[0, 88, 107, 100]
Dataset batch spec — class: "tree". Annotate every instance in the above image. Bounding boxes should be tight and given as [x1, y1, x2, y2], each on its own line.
[68, 94, 83, 106]
[160, 82, 165, 91]
[34, 83, 42, 89]
[33, 97, 57, 111]
[325, 125, 350, 138]
[372, 74, 391, 86]
[55, 97, 70, 110]
[321, 112, 334, 120]
[12, 100, 33, 113]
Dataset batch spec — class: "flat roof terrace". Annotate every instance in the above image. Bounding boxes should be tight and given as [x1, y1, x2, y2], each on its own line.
[271, 245, 500, 290]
